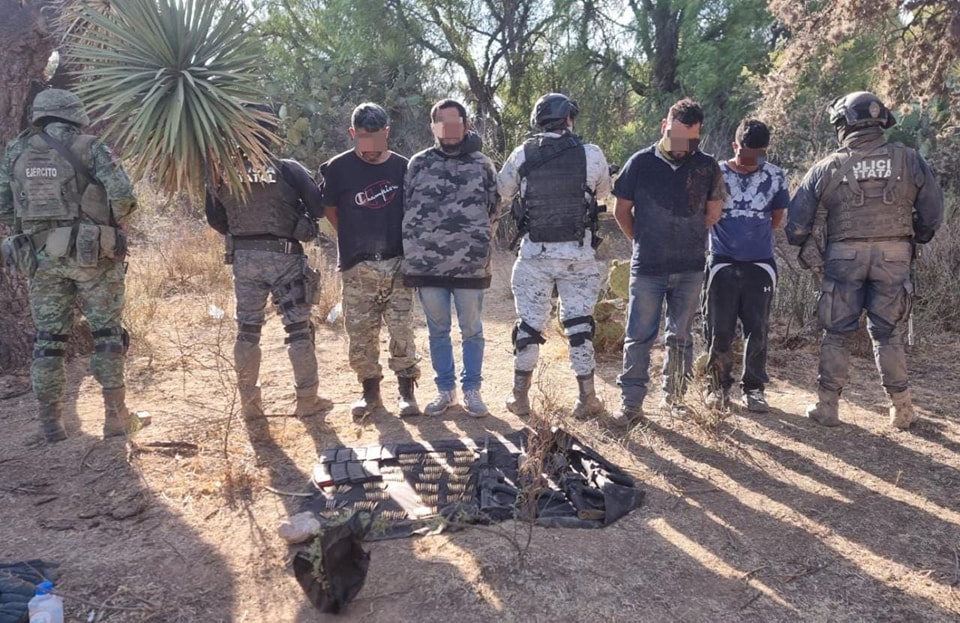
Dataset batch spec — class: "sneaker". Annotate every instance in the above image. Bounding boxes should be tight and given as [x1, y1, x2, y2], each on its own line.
[705, 389, 731, 411]
[424, 389, 458, 416]
[463, 389, 489, 418]
[742, 389, 769, 413]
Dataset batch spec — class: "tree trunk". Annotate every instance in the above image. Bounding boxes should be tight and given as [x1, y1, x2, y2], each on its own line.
[0, 1, 56, 372]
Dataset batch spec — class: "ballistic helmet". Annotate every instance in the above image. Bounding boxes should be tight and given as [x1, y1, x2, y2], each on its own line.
[31, 89, 90, 127]
[828, 91, 895, 131]
[531, 93, 579, 130]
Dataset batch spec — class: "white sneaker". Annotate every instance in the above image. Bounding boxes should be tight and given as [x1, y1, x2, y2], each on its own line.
[424, 389, 458, 416]
[463, 389, 489, 418]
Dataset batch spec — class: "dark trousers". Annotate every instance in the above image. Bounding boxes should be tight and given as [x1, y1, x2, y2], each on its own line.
[703, 262, 774, 392]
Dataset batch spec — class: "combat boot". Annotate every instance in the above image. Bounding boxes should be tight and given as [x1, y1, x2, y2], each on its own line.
[806, 387, 841, 427]
[397, 376, 420, 417]
[571, 372, 604, 419]
[505, 370, 533, 417]
[888, 389, 917, 430]
[102, 387, 132, 438]
[234, 340, 263, 420]
[612, 404, 646, 431]
[294, 383, 333, 418]
[38, 404, 67, 443]
[351, 377, 383, 420]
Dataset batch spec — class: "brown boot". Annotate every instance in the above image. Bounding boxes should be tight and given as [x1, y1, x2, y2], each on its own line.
[888, 389, 917, 430]
[806, 387, 840, 427]
[38, 403, 67, 443]
[397, 376, 420, 416]
[239, 386, 264, 420]
[571, 372, 604, 419]
[351, 377, 383, 420]
[103, 387, 132, 438]
[505, 370, 533, 417]
[294, 383, 333, 417]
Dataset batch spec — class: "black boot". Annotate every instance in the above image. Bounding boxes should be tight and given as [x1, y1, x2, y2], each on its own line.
[351, 377, 383, 420]
[397, 376, 420, 416]
[505, 370, 533, 416]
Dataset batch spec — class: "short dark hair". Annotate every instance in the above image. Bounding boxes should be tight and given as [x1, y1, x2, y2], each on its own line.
[430, 99, 468, 124]
[351, 102, 388, 132]
[668, 98, 704, 126]
[735, 119, 770, 149]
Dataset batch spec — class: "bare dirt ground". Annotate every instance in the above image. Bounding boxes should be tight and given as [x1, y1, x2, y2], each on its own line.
[2, 219, 960, 622]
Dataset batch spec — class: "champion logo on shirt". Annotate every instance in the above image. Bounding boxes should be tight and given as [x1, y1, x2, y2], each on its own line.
[355, 180, 399, 209]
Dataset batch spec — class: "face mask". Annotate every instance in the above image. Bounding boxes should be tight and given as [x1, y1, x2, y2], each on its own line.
[665, 137, 700, 154]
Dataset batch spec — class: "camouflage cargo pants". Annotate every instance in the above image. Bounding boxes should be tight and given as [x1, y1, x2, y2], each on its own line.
[511, 256, 601, 376]
[816, 240, 913, 395]
[233, 250, 317, 390]
[29, 257, 126, 407]
[341, 257, 419, 382]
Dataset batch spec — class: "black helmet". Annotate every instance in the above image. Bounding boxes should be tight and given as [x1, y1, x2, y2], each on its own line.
[828, 91, 895, 131]
[531, 93, 579, 130]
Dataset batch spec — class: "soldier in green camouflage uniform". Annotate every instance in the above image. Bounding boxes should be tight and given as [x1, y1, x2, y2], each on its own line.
[0, 89, 137, 442]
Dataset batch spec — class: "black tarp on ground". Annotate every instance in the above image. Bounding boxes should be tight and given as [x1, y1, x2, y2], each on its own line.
[0, 560, 58, 623]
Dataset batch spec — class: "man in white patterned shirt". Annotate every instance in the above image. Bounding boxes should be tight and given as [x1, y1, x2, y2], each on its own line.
[703, 119, 788, 413]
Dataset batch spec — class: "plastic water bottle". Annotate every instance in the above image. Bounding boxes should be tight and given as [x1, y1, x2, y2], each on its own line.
[28, 581, 63, 623]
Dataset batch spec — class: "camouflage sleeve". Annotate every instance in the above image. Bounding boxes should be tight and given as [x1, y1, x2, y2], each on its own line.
[785, 163, 827, 246]
[585, 144, 611, 202]
[496, 146, 524, 205]
[0, 139, 25, 227]
[911, 152, 944, 244]
[483, 155, 499, 217]
[403, 154, 421, 212]
[89, 139, 137, 225]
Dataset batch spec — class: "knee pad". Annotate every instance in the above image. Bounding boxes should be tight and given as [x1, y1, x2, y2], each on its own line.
[562, 315, 596, 348]
[92, 326, 129, 355]
[33, 330, 68, 359]
[284, 320, 315, 345]
[237, 322, 262, 345]
[512, 320, 546, 355]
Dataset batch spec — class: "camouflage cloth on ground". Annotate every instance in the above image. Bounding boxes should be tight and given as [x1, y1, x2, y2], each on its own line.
[511, 257, 602, 376]
[341, 257, 419, 382]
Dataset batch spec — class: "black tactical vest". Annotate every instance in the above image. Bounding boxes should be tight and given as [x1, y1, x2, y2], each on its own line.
[521, 135, 588, 243]
[822, 143, 917, 242]
[221, 162, 300, 238]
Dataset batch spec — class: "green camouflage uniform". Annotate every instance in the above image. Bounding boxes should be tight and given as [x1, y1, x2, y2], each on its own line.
[1, 113, 136, 440]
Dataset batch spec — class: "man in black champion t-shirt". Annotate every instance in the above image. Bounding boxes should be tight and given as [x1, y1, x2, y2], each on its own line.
[319, 102, 420, 420]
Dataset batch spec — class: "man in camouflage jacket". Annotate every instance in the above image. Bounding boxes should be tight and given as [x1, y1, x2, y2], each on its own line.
[403, 99, 499, 417]
[0, 89, 137, 443]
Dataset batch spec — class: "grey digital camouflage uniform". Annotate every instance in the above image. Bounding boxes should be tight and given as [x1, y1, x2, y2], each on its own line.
[498, 135, 611, 377]
[0, 117, 136, 441]
[341, 257, 419, 382]
[787, 126, 943, 425]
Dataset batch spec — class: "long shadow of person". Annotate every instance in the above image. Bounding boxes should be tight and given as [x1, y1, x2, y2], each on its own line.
[0, 358, 236, 621]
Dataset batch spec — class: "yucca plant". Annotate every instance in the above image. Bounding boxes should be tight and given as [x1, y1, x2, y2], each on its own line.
[63, 0, 275, 198]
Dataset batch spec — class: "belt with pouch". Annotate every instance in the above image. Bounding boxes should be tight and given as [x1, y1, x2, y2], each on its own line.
[233, 237, 303, 255]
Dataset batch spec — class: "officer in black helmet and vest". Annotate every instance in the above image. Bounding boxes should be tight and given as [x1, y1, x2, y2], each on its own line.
[787, 91, 943, 429]
[498, 93, 612, 419]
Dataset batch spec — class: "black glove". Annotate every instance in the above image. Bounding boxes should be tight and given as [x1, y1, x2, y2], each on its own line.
[293, 214, 319, 242]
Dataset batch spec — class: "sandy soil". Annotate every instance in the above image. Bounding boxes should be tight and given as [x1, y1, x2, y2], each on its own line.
[2, 231, 959, 622]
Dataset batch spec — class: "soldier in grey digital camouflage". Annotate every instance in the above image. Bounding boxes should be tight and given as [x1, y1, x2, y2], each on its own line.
[0, 89, 137, 443]
[205, 103, 331, 420]
[403, 99, 499, 418]
[498, 93, 612, 420]
[787, 91, 943, 430]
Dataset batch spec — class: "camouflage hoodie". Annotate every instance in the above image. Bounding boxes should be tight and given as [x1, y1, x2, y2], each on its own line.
[402, 132, 499, 288]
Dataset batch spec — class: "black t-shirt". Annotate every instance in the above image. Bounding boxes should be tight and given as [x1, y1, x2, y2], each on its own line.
[319, 150, 407, 270]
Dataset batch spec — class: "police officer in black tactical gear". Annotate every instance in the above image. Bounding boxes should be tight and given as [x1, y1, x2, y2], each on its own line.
[787, 91, 943, 430]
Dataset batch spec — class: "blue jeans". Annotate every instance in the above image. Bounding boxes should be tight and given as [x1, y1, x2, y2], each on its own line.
[618, 270, 704, 408]
[417, 287, 485, 391]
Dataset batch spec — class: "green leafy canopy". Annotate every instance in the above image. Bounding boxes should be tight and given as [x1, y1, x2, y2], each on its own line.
[64, 0, 275, 198]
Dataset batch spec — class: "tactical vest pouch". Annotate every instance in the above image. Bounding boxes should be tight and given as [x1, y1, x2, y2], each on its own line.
[293, 214, 319, 242]
[43, 226, 73, 258]
[75, 222, 100, 267]
[304, 263, 322, 306]
[1, 233, 37, 278]
[98, 225, 117, 259]
[81, 184, 111, 225]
